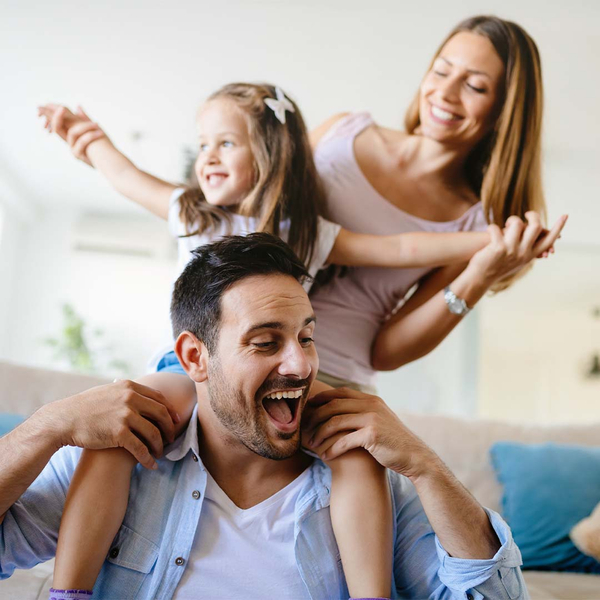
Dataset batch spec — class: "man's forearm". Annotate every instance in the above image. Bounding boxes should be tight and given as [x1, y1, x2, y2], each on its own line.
[411, 457, 500, 559]
[0, 406, 62, 522]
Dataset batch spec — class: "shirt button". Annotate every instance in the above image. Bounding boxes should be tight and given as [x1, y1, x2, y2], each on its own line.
[192, 454, 198, 462]
[109, 547, 119, 559]
[192, 490, 201, 500]
[466, 594, 474, 600]
[175, 557, 185, 566]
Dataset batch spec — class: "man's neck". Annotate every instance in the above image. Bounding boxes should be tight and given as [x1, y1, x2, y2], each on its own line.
[195, 407, 313, 510]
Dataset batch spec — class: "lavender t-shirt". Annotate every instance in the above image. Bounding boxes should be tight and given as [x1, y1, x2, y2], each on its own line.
[310, 113, 488, 386]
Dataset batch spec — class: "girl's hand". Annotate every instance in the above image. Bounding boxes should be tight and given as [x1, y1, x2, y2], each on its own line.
[303, 387, 438, 479]
[38, 104, 106, 166]
[468, 211, 568, 287]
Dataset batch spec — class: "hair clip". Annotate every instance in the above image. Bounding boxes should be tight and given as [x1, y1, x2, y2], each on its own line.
[264, 87, 295, 124]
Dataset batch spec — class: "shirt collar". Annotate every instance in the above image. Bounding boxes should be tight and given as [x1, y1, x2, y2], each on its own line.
[163, 404, 332, 510]
[164, 405, 201, 462]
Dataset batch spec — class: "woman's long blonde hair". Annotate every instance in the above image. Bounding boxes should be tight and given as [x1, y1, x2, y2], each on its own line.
[405, 16, 545, 290]
[178, 83, 326, 267]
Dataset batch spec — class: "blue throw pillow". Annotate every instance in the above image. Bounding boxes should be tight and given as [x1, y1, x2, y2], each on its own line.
[0, 413, 25, 436]
[491, 441, 600, 574]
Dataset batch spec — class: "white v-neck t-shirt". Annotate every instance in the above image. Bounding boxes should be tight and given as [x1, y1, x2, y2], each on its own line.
[172, 467, 312, 599]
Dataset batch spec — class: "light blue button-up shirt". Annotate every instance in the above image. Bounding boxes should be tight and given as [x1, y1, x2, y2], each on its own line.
[1, 408, 528, 599]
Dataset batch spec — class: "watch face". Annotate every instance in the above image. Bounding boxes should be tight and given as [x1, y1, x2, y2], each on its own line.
[449, 298, 465, 314]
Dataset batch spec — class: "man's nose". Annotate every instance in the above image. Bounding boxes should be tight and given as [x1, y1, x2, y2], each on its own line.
[278, 342, 312, 380]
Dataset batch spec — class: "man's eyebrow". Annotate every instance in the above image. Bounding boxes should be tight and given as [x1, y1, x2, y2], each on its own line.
[246, 316, 316, 334]
[438, 56, 491, 78]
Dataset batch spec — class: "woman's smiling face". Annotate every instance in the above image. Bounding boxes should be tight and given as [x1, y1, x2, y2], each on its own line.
[418, 31, 505, 150]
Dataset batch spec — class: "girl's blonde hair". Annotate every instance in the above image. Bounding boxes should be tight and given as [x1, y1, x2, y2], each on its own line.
[178, 82, 326, 266]
[405, 15, 545, 290]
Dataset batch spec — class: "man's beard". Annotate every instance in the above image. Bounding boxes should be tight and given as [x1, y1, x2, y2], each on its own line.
[207, 357, 308, 460]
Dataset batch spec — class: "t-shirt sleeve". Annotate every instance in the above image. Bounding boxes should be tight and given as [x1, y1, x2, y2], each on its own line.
[167, 188, 189, 238]
[307, 217, 342, 280]
[465, 203, 491, 232]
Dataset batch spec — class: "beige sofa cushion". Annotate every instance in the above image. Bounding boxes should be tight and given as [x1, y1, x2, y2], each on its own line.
[524, 570, 600, 599]
[397, 411, 600, 513]
[0, 360, 109, 417]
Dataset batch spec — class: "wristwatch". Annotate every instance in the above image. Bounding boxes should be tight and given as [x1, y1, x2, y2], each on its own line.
[443, 286, 471, 316]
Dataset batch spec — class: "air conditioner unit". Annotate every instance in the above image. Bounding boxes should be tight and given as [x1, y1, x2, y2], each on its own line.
[71, 212, 177, 260]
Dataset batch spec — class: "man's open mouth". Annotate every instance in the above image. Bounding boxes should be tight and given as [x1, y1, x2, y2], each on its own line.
[261, 388, 304, 431]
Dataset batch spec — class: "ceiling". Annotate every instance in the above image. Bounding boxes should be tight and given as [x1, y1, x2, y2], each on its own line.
[2, 0, 599, 248]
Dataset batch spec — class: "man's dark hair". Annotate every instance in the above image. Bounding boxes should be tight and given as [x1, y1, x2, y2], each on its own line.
[170, 233, 311, 353]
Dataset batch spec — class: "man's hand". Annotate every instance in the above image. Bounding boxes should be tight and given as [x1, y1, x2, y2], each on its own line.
[37, 380, 181, 470]
[304, 387, 439, 479]
[304, 387, 502, 559]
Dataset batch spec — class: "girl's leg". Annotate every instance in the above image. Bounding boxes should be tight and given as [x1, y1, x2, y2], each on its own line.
[327, 448, 393, 599]
[51, 373, 196, 593]
[52, 447, 136, 590]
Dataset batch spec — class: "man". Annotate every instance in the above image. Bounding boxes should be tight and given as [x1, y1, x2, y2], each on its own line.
[0, 233, 526, 599]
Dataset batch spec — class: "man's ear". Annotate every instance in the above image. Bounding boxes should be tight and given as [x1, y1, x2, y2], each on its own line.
[174, 331, 208, 383]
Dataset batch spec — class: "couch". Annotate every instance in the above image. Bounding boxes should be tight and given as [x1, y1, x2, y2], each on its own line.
[1, 360, 599, 599]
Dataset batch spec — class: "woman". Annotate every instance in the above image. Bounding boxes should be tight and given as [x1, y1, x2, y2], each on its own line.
[309, 15, 565, 391]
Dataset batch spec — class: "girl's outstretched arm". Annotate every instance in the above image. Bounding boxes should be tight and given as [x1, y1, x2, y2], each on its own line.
[52, 373, 196, 593]
[327, 227, 490, 269]
[38, 105, 177, 220]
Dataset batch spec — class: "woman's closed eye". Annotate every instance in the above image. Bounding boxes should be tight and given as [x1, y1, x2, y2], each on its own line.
[466, 83, 486, 93]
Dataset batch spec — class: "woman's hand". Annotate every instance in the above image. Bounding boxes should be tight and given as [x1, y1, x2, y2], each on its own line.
[303, 387, 438, 479]
[38, 104, 107, 166]
[467, 211, 568, 287]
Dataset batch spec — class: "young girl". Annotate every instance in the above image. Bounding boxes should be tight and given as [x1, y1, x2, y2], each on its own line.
[39, 83, 550, 600]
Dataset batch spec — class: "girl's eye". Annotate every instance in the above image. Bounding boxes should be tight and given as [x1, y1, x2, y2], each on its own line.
[199, 143, 209, 152]
[467, 83, 486, 93]
[221, 140, 233, 148]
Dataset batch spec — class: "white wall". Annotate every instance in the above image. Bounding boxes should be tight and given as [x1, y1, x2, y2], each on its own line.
[0, 206, 24, 358]
[2, 208, 177, 378]
[479, 248, 600, 424]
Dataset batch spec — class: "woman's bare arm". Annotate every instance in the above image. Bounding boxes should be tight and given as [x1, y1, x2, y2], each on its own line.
[372, 214, 568, 371]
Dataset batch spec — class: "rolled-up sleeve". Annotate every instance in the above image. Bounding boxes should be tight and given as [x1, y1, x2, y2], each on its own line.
[435, 508, 528, 599]
[391, 473, 528, 600]
[0, 447, 80, 579]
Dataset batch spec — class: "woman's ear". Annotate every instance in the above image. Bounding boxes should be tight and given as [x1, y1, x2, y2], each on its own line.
[174, 331, 208, 383]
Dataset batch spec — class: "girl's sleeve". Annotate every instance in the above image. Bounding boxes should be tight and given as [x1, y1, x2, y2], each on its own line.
[307, 217, 342, 279]
[167, 188, 188, 238]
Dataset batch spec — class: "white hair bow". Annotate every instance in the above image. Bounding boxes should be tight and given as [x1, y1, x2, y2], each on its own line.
[264, 87, 295, 124]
